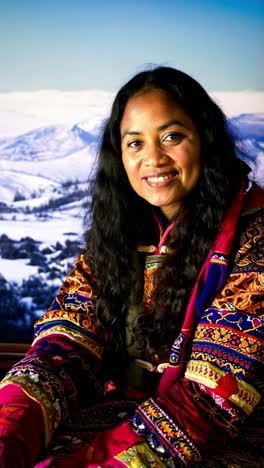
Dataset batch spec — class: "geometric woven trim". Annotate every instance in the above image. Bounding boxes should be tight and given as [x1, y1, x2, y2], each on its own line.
[135, 398, 202, 464]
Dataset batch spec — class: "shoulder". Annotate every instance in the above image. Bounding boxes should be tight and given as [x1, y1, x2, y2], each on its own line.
[212, 198, 263, 316]
[59, 252, 96, 298]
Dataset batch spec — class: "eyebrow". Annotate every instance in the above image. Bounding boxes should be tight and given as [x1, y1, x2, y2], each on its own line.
[158, 119, 187, 131]
[121, 130, 141, 141]
[121, 119, 187, 140]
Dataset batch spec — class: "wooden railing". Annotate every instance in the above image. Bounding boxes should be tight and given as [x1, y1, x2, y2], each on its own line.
[0, 343, 30, 371]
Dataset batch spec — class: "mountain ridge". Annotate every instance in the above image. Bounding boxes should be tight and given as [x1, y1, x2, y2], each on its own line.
[0, 113, 263, 205]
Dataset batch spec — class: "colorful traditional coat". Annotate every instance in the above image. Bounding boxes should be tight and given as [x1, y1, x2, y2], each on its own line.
[0, 183, 263, 467]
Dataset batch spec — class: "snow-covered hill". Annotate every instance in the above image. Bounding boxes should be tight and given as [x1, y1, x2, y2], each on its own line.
[0, 124, 96, 161]
[0, 124, 98, 204]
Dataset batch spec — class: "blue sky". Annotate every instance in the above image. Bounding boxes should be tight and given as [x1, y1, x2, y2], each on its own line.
[1, 0, 263, 91]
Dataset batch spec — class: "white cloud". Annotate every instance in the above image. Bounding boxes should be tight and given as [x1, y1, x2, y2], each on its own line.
[0, 89, 263, 138]
[211, 91, 264, 117]
[0, 90, 114, 137]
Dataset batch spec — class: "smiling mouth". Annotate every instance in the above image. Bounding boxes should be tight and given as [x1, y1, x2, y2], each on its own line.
[143, 171, 178, 183]
[147, 174, 173, 182]
[142, 171, 179, 189]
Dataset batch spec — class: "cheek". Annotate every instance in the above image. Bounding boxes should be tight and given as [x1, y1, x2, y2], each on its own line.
[187, 160, 201, 183]
[181, 148, 201, 173]
[122, 156, 138, 179]
[122, 155, 129, 176]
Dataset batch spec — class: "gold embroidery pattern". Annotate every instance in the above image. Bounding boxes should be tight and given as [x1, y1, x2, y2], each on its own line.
[143, 255, 164, 310]
[234, 210, 264, 270]
[59, 253, 96, 297]
[212, 272, 264, 314]
[115, 441, 170, 467]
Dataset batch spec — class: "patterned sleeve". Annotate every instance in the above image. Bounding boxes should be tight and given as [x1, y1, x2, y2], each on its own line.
[0, 253, 105, 447]
[131, 208, 264, 466]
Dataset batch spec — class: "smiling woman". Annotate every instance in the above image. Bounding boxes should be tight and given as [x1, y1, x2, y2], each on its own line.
[0, 66, 263, 467]
[121, 88, 201, 220]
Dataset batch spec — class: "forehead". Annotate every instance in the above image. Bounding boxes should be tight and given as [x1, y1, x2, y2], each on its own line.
[120, 88, 193, 131]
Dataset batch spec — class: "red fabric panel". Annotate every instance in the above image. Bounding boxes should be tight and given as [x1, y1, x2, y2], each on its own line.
[83, 422, 140, 465]
[158, 378, 232, 451]
[0, 383, 44, 468]
[244, 183, 264, 211]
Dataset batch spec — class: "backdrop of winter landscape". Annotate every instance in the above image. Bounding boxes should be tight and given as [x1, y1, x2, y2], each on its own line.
[1, 0, 263, 342]
[0, 90, 263, 342]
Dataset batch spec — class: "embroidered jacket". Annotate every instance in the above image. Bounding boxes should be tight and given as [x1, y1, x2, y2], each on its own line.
[0, 184, 263, 467]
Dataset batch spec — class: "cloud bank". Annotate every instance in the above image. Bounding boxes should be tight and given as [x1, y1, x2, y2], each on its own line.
[0, 89, 263, 138]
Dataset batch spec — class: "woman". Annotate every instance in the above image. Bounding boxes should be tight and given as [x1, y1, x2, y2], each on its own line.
[0, 66, 263, 467]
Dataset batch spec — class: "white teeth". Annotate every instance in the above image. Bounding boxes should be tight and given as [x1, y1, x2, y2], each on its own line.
[147, 175, 172, 182]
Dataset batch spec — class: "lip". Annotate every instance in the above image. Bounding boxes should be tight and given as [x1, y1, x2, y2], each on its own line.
[142, 171, 178, 188]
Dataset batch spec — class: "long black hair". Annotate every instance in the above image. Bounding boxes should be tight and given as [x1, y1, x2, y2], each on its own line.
[85, 66, 247, 370]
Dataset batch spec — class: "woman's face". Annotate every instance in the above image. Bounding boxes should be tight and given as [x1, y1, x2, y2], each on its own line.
[120, 88, 201, 220]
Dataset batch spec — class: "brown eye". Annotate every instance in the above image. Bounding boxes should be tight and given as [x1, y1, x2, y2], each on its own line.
[163, 132, 184, 142]
[127, 139, 142, 148]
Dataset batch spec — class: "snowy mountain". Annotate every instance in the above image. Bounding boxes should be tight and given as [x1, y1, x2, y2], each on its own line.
[0, 124, 96, 161]
[0, 123, 98, 204]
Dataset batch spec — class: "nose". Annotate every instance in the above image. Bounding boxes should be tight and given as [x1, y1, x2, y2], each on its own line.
[143, 142, 170, 167]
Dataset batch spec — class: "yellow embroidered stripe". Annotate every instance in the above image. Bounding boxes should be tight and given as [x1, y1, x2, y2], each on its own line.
[185, 360, 261, 415]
